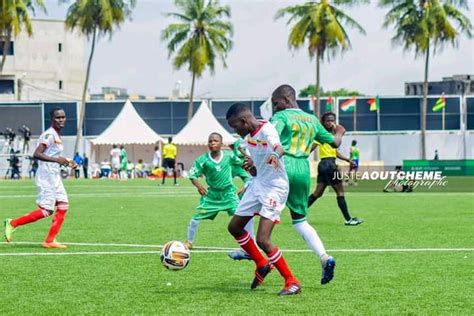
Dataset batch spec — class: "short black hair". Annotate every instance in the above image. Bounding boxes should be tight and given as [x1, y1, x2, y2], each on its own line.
[226, 103, 251, 120]
[168, 137, 172, 143]
[321, 111, 336, 123]
[209, 132, 223, 141]
[272, 84, 296, 100]
[352, 140, 357, 146]
[49, 107, 64, 119]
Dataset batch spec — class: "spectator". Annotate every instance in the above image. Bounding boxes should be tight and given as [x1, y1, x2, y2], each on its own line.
[135, 159, 145, 178]
[83, 154, 89, 179]
[100, 159, 112, 178]
[152, 145, 161, 169]
[434, 149, 439, 160]
[28, 157, 38, 179]
[73, 152, 83, 179]
[127, 160, 135, 179]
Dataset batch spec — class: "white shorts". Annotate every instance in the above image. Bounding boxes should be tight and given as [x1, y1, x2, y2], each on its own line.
[35, 173, 68, 211]
[235, 184, 287, 223]
[112, 158, 120, 169]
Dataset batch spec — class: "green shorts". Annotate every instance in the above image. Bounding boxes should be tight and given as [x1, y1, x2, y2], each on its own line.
[284, 156, 311, 216]
[192, 188, 238, 220]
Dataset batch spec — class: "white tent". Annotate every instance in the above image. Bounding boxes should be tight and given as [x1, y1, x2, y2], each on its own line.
[173, 100, 235, 145]
[172, 100, 237, 169]
[90, 99, 165, 164]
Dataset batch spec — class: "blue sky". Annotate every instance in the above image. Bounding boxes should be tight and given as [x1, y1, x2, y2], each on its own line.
[38, 0, 474, 98]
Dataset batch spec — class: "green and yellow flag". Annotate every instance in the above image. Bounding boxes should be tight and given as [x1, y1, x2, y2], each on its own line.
[367, 96, 379, 112]
[432, 95, 446, 112]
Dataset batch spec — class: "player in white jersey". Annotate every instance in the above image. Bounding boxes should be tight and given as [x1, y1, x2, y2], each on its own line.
[3, 108, 77, 249]
[110, 144, 121, 177]
[226, 103, 301, 296]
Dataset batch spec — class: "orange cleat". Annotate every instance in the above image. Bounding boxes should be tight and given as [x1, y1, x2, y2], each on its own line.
[42, 240, 67, 249]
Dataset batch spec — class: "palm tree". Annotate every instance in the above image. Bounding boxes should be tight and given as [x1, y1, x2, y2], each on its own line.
[381, 0, 472, 159]
[63, 0, 136, 153]
[276, 0, 366, 117]
[162, 0, 233, 121]
[0, 0, 46, 72]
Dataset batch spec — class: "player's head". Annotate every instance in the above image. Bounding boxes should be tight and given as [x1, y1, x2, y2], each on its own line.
[321, 111, 336, 131]
[226, 103, 256, 137]
[352, 140, 357, 146]
[208, 132, 223, 152]
[120, 145, 124, 149]
[154, 145, 159, 150]
[272, 84, 298, 113]
[49, 107, 66, 129]
[168, 137, 172, 144]
[113, 144, 117, 149]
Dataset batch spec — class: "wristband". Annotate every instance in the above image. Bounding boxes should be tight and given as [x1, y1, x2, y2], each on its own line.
[270, 151, 281, 159]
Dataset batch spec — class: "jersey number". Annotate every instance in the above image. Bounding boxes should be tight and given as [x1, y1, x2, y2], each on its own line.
[290, 122, 314, 155]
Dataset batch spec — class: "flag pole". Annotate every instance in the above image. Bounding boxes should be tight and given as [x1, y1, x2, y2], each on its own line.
[442, 103, 445, 130]
[377, 106, 381, 161]
[353, 99, 357, 131]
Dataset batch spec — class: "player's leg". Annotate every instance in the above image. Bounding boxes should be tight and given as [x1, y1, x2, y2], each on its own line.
[161, 160, 167, 185]
[4, 207, 52, 242]
[332, 182, 363, 225]
[307, 182, 327, 207]
[44, 182, 69, 248]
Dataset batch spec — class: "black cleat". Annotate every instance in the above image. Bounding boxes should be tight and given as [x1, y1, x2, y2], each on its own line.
[251, 264, 272, 289]
[278, 280, 302, 296]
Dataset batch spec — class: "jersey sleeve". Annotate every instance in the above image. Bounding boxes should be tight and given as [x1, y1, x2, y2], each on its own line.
[270, 112, 286, 136]
[38, 132, 54, 148]
[188, 155, 204, 180]
[313, 119, 335, 144]
[265, 123, 282, 149]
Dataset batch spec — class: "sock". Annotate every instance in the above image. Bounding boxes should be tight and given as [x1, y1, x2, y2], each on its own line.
[293, 220, 327, 258]
[45, 209, 67, 243]
[267, 247, 294, 282]
[187, 218, 200, 243]
[336, 196, 352, 221]
[173, 170, 177, 185]
[308, 194, 318, 207]
[235, 232, 267, 268]
[243, 217, 255, 239]
[11, 208, 51, 227]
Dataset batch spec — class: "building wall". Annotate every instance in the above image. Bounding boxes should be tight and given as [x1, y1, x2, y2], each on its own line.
[1, 19, 86, 102]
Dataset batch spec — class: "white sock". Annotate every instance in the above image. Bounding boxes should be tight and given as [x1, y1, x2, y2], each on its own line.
[244, 217, 255, 239]
[187, 219, 200, 243]
[293, 220, 327, 259]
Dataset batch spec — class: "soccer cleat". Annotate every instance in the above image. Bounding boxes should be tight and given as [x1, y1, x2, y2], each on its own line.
[4, 218, 15, 242]
[183, 240, 193, 250]
[278, 279, 302, 296]
[228, 249, 251, 261]
[251, 264, 272, 290]
[42, 240, 67, 249]
[345, 218, 364, 226]
[321, 256, 336, 285]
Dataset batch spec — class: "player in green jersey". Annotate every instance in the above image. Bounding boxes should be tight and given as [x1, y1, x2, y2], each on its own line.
[184, 133, 253, 250]
[270, 84, 345, 285]
[348, 140, 360, 185]
[229, 137, 251, 193]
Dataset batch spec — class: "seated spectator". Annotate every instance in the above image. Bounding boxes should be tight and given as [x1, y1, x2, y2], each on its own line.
[135, 159, 145, 178]
[127, 160, 135, 179]
[100, 159, 112, 178]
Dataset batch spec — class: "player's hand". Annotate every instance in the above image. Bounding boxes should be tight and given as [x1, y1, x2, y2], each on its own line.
[56, 156, 70, 166]
[267, 154, 280, 169]
[68, 160, 78, 169]
[334, 124, 346, 135]
[243, 156, 255, 171]
[349, 160, 356, 168]
[197, 185, 208, 196]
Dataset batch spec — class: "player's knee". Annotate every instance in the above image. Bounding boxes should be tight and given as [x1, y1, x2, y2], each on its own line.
[40, 208, 53, 217]
[56, 202, 69, 212]
[227, 221, 240, 237]
[256, 237, 272, 252]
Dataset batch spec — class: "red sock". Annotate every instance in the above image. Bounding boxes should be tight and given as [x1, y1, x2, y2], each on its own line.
[235, 232, 267, 268]
[45, 210, 67, 243]
[267, 247, 295, 282]
[11, 208, 50, 227]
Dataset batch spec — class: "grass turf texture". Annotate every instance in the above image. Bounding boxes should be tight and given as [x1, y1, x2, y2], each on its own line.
[0, 178, 472, 314]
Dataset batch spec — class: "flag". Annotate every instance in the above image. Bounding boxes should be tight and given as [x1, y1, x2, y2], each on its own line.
[326, 96, 333, 111]
[367, 95, 380, 111]
[340, 96, 356, 112]
[432, 95, 446, 112]
[308, 95, 316, 111]
[260, 97, 272, 120]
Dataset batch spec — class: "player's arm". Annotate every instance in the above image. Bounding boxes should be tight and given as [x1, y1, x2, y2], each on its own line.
[33, 141, 72, 167]
[188, 159, 207, 195]
[310, 141, 319, 153]
[337, 150, 355, 167]
[265, 124, 284, 169]
[314, 120, 345, 148]
[330, 124, 346, 148]
[190, 178, 207, 196]
[243, 156, 257, 176]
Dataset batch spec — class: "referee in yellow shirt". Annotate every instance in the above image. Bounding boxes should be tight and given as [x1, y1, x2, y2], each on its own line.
[308, 112, 363, 226]
[161, 137, 178, 186]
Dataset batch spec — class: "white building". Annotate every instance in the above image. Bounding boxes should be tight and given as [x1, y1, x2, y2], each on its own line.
[0, 19, 87, 102]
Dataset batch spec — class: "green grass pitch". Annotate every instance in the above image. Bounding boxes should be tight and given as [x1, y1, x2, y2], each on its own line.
[0, 178, 472, 314]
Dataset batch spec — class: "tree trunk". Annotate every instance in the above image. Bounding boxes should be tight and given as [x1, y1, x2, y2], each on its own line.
[74, 28, 97, 155]
[315, 50, 321, 118]
[421, 43, 430, 160]
[188, 71, 196, 122]
[0, 30, 12, 73]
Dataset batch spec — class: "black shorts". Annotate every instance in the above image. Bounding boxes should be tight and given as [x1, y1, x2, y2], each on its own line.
[317, 158, 342, 185]
[162, 158, 176, 169]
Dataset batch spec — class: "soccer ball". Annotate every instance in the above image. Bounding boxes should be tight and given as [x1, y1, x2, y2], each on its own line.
[160, 241, 190, 271]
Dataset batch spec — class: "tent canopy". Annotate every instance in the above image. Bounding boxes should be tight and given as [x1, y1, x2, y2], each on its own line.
[91, 99, 165, 145]
[172, 101, 236, 145]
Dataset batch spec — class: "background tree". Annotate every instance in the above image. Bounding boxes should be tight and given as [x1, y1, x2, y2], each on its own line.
[381, 0, 472, 159]
[299, 84, 362, 97]
[276, 0, 366, 117]
[64, 0, 136, 153]
[162, 0, 233, 121]
[0, 0, 46, 72]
